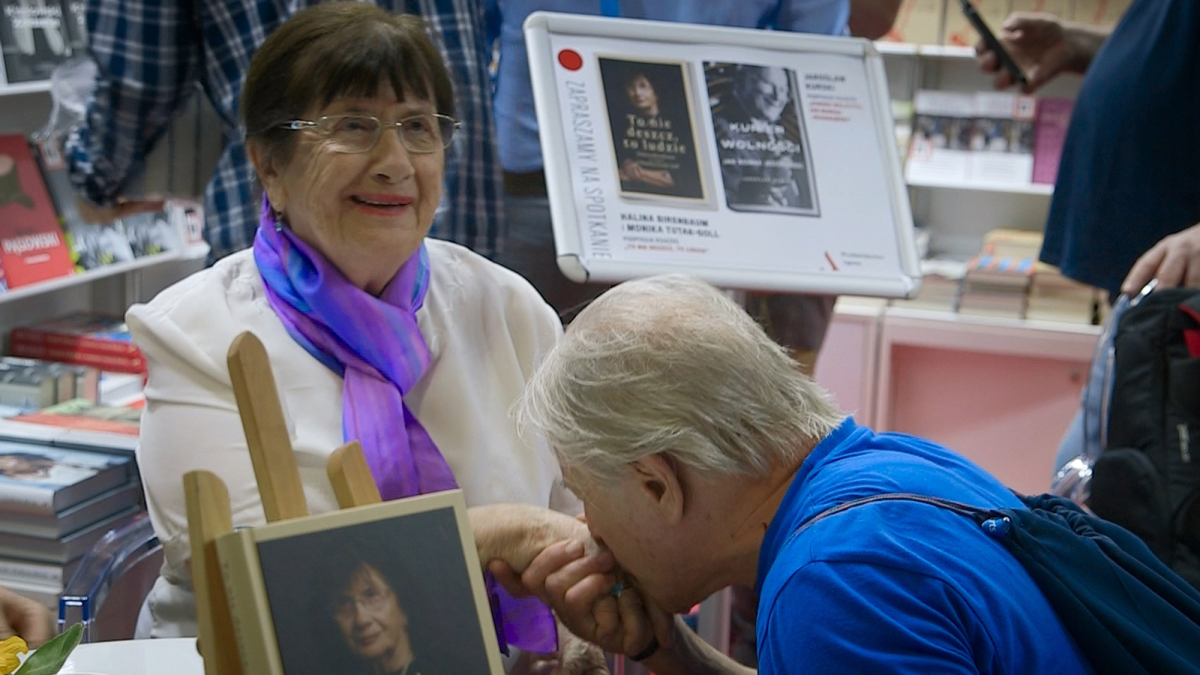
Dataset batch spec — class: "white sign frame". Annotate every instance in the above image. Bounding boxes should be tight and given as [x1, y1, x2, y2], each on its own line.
[525, 12, 922, 298]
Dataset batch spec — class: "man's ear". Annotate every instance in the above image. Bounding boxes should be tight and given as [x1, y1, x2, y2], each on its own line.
[631, 454, 684, 525]
[247, 139, 285, 213]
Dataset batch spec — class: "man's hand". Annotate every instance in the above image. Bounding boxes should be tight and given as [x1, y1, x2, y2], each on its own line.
[974, 13, 1098, 92]
[0, 586, 53, 647]
[1122, 223, 1200, 295]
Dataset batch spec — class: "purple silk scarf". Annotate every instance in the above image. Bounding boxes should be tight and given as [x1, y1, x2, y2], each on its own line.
[252, 197, 557, 654]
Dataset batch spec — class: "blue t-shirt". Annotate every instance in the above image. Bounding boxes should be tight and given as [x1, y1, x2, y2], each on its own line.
[755, 419, 1092, 674]
[1041, 0, 1200, 298]
[489, 0, 850, 173]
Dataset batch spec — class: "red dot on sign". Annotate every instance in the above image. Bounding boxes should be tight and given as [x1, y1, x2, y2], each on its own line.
[558, 49, 583, 71]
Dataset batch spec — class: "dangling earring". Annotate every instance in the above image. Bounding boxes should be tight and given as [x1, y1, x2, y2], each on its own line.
[271, 207, 286, 232]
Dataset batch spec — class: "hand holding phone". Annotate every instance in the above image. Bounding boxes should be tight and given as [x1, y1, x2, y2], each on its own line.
[958, 0, 1028, 88]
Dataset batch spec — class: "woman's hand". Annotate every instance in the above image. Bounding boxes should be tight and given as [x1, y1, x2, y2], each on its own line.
[1122, 222, 1200, 295]
[492, 541, 667, 661]
[0, 586, 52, 647]
[974, 13, 1101, 92]
[469, 503, 594, 577]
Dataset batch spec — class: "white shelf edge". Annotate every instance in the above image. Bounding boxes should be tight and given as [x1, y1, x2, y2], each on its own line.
[884, 305, 1101, 336]
[906, 176, 1055, 196]
[872, 42, 977, 60]
[0, 80, 52, 96]
[874, 41, 919, 56]
[0, 243, 209, 305]
[917, 44, 977, 59]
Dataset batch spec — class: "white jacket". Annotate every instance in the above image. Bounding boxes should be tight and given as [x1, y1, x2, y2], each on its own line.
[126, 239, 577, 637]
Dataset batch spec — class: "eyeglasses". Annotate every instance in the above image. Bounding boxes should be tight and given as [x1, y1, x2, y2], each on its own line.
[332, 582, 395, 621]
[281, 113, 459, 154]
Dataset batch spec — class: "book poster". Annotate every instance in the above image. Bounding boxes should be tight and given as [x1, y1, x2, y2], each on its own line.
[705, 62, 820, 217]
[256, 507, 493, 675]
[0, 0, 75, 83]
[597, 57, 707, 204]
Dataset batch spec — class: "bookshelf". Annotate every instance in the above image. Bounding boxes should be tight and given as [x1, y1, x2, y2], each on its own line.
[0, 244, 209, 307]
[0, 81, 54, 97]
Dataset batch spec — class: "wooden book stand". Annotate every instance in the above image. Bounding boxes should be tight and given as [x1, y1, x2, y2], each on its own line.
[184, 331, 381, 675]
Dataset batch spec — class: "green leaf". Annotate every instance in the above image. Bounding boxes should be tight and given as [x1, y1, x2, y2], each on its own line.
[15, 623, 83, 675]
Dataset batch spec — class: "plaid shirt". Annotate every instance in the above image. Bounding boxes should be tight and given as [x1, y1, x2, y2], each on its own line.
[66, 0, 503, 261]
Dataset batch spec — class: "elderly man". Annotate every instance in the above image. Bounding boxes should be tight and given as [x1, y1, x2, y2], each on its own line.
[498, 274, 1091, 674]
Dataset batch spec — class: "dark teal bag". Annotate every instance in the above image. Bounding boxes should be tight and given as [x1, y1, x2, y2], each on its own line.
[796, 492, 1200, 675]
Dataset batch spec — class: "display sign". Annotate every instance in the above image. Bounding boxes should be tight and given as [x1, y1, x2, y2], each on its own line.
[526, 13, 921, 297]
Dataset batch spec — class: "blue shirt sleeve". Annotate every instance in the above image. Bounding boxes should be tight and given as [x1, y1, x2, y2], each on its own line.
[66, 0, 201, 206]
[776, 0, 851, 35]
[757, 560, 988, 675]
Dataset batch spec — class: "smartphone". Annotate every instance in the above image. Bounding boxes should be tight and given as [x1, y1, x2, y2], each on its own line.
[956, 0, 1028, 88]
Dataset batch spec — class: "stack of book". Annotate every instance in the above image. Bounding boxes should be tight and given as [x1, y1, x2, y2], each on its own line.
[958, 255, 1035, 318]
[10, 313, 146, 374]
[0, 439, 140, 608]
[0, 357, 99, 411]
[957, 228, 1043, 319]
[892, 258, 967, 312]
[1026, 263, 1100, 324]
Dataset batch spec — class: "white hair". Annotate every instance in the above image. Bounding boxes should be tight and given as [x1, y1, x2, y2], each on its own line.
[518, 274, 845, 484]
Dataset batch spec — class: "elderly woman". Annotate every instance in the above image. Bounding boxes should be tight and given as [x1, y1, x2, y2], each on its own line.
[126, 4, 597, 670]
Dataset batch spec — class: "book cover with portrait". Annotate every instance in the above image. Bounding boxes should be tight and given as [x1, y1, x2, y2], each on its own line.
[215, 489, 504, 675]
[0, 439, 133, 515]
[597, 57, 709, 206]
[705, 62, 820, 217]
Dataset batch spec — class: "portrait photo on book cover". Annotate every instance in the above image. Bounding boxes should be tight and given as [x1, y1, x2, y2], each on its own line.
[0, 441, 128, 487]
[705, 62, 820, 217]
[597, 56, 710, 206]
[255, 505, 493, 675]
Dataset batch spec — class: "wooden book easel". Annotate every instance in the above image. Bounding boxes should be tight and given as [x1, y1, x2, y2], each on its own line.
[183, 331, 381, 675]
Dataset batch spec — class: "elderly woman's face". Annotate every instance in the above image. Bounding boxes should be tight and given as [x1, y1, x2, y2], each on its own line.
[333, 563, 411, 665]
[261, 82, 443, 280]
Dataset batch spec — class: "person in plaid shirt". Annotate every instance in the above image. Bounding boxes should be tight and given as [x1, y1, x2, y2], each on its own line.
[66, 0, 503, 263]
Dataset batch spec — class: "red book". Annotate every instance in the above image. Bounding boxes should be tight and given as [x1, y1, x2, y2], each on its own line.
[0, 135, 75, 289]
[9, 313, 146, 374]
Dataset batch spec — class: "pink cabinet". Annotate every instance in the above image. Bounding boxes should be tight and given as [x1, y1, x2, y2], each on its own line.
[815, 302, 1101, 495]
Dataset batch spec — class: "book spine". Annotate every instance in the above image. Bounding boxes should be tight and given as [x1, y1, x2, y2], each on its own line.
[216, 530, 285, 675]
[0, 482, 56, 516]
[0, 559, 63, 586]
[9, 328, 141, 358]
[10, 340, 146, 374]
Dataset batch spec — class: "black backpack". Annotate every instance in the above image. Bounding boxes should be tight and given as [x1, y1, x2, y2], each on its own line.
[1084, 287, 1200, 589]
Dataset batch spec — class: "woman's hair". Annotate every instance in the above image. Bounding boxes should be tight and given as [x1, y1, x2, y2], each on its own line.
[518, 274, 845, 485]
[241, 2, 455, 167]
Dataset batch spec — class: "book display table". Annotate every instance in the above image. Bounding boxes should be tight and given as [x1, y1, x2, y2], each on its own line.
[58, 637, 202, 675]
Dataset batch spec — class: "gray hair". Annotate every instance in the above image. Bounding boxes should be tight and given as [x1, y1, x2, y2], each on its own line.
[517, 274, 845, 485]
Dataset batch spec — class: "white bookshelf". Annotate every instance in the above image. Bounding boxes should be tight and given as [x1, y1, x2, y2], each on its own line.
[0, 244, 209, 307]
[0, 81, 53, 97]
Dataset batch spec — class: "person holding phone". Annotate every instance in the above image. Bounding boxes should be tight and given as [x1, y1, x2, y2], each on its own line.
[976, 0, 1200, 477]
[975, 1, 1200, 302]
